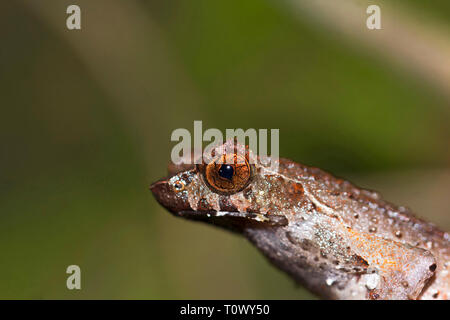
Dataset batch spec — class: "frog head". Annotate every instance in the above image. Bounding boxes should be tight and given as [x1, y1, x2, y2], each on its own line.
[149, 140, 306, 232]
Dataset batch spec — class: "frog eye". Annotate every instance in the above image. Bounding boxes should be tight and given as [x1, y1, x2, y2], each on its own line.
[172, 180, 185, 192]
[201, 154, 252, 194]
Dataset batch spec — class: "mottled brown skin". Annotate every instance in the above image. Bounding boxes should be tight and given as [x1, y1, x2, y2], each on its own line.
[151, 140, 450, 300]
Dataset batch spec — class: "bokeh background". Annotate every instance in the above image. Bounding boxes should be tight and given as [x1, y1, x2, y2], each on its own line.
[1, 0, 449, 299]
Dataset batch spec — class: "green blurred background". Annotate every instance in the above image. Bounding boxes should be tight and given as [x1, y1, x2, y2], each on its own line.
[0, 0, 449, 299]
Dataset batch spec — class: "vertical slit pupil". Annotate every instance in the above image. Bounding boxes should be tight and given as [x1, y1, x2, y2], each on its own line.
[218, 164, 234, 180]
